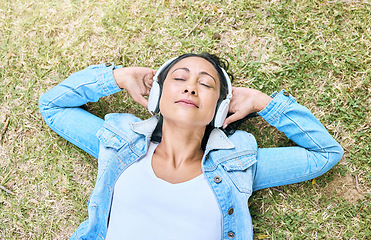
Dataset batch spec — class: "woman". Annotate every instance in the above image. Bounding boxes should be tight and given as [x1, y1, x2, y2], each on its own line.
[39, 53, 343, 240]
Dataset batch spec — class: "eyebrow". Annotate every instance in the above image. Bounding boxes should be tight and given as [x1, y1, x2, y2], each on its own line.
[172, 67, 216, 83]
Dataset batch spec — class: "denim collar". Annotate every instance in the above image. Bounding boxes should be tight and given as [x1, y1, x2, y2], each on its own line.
[130, 115, 235, 151]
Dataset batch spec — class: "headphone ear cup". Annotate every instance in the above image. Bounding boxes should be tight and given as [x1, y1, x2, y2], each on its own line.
[213, 99, 230, 128]
[148, 81, 161, 113]
[148, 57, 177, 113]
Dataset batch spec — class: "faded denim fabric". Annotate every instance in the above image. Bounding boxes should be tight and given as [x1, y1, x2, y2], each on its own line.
[39, 63, 344, 240]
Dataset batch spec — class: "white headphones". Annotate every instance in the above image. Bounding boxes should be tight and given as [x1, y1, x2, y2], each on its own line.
[148, 57, 232, 128]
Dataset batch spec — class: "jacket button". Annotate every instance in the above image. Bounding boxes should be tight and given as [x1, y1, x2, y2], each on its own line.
[214, 176, 222, 183]
[105, 63, 112, 67]
[228, 208, 234, 215]
[283, 91, 289, 96]
[227, 231, 235, 238]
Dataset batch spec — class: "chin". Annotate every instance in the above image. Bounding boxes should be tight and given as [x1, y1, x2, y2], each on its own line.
[161, 107, 213, 127]
[162, 115, 209, 128]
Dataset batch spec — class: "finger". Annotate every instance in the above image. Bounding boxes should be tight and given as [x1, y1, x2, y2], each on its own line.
[145, 86, 152, 96]
[222, 112, 244, 129]
[147, 79, 154, 88]
[132, 94, 148, 109]
[144, 77, 154, 89]
[144, 72, 155, 89]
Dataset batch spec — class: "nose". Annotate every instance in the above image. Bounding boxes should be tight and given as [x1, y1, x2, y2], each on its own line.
[184, 89, 196, 95]
[183, 81, 197, 95]
[182, 75, 199, 96]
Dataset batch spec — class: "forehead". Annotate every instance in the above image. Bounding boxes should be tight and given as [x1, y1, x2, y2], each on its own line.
[169, 57, 220, 80]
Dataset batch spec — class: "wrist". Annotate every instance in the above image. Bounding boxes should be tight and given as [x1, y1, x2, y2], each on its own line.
[254, 92, 272, 112]
[113, 68, 126, 89]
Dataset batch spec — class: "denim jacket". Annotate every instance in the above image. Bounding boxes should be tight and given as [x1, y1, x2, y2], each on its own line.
[39, 63, 344, 240]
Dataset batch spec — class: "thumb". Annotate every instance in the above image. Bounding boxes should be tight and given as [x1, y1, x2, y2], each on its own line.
[222, 112, 243, 129]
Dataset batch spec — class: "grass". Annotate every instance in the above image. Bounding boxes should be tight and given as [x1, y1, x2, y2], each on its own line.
[0, 0, 370, 239]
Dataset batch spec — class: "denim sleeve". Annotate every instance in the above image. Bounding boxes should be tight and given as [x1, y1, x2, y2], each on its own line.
[39, 63, 122, 159]
[252, 90, 344, 191]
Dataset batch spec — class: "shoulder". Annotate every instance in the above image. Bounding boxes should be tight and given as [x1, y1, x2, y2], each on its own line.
[104, 113, 142, 130]
[96, 113, 144, 145]
[228, 130, 257, 150]
[206, 130, 257, 165]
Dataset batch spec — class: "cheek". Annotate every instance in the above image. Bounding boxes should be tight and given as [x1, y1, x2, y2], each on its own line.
[158, 91, 168, 113]
[158, 94, 167, 113]
[204, 95, 220, 118]
[207, 96, 218, 110]
[158, 82, 177, 112]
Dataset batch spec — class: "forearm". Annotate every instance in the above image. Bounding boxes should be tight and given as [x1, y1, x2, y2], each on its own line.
[39, 63, 122, 109]
[258, 90, 343, 154]
[39, 63, 122, 158]
[253, 90, 344, 190]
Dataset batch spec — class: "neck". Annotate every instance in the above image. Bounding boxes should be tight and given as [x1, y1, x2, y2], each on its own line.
[155, 119, 205, 168]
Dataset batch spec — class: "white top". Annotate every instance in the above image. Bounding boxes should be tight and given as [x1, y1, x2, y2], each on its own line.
[106, 142, 221, 240]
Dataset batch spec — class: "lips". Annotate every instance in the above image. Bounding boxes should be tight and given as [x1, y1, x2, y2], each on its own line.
[175, 99, 199, 108]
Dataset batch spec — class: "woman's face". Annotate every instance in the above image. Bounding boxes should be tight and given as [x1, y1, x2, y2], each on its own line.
[159, 57, 221, 128]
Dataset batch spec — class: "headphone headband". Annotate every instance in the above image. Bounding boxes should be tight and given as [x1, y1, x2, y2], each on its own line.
[152, 57, 177, 83]
[220, 68, 232, 100]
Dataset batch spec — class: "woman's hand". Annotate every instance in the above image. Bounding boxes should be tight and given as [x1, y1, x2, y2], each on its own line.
[113, 67, 156, 108]
[223, 87, 272, 128]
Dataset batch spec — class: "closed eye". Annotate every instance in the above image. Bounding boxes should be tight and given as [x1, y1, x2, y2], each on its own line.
[200, 83, 212, 88]
[174, 78, 185, 81]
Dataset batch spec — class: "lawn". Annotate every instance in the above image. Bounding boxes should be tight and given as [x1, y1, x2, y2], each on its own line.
[0, 0, 370, 239]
